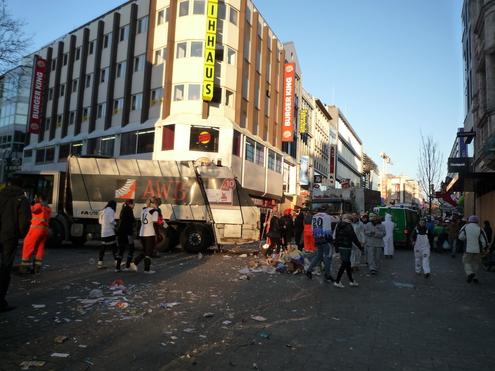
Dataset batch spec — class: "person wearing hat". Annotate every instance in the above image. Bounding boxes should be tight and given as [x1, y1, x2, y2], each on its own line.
[411, 218, 434, 278]
[458, 215, 489, 283]
[363, 213, 387, 274]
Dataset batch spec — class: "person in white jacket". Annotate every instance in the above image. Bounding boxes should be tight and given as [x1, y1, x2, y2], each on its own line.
[382, 213, 396, 259]
[97, 200, 118, 269]
[350, 212, 365, 271]
[458, 215, 489, 283]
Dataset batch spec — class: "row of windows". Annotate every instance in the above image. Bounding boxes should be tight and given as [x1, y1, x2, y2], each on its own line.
[156, 2, 238, 25]
[232, 131, 282, 172]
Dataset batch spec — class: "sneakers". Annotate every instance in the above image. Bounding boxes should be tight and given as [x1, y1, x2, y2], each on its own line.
[97, 262, 107, 269]
[121, 267, 132, 272]
[349, 281, 359, 287]
[370, 270, 377, 274]
[114, 268, 122, 272]
[144, 270, 156, 274]
[324, 275, 335, 283]
[130, 262, 138, 272]
[334, 282, 345, 288]
[424, 273, 430, 278]
[305, 271, 313, 279]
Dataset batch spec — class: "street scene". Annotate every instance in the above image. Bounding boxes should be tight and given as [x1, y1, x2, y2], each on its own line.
[1, 241, 495, 371]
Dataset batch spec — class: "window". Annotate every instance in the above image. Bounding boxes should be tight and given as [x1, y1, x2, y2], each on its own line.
[57, 115, 63, 128]
[59, 143, 70, 163]
[100, 67, 109, 83]
[268, 150, 275, 170]
[193, 0, 205, 15]
[60, 84, 65, 97]
[189, 126, 219, 152]
[89, 41, 95, 55]
[151, 88, 164, 106]
[45, 118, 51, 131]
[113, 98, 124, 115]
[72, 79, 78, 93]
[227, 48, 236, 65]
[131, 94, 143, 111]
[218, 2, 226, 19]
[229, 7, 238, 25]
[51, 60, 56, 71]
[179, 0, 189, 16]
[176, 42, 187, 58]
[232, 130, 241, 156]
[85, 74, 92, 88]
[101, 136, 115, 157]
[134, 55, 145, 71]
[69, 111, 75, 125]
[103, 34, 112, 49]
[82, 107, 90, 121]
[275, 154, 282, 173]
[48, 88, 53, 101]
[245, 138, 254, 163]
[157, 8, 169, 25]
[35, 147, 55, 165]
[137, 130, 155, 154]
[211, 86, 222, 104]
[117, 61, 126, 77]
[174, 84, 184, 101]
[120, 25, 129, 42]
[97, 103, 106, 118]
[154, 47, 167, 65]
[75, 48, 81, 61]
[225, 90, 234, 107]
[71, 141, 83, 157]
[137, 17, 148, 34]
[190, 41, 203, 57]
[87, 137, 100, 155]
[255, 143, 264, 166]
[162, 124, 175, 151]
[188, 84, 201, 100]
[63, 54, 68, 66]
[120, 131, 137, 156]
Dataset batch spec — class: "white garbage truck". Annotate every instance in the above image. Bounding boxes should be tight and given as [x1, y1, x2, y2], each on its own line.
[15, 156, 260, 253]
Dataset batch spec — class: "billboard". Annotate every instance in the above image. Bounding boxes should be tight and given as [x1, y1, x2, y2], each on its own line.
[300, 156, 309, 185]
[282, 63, 295, 141]
[27, 56, 47, 134]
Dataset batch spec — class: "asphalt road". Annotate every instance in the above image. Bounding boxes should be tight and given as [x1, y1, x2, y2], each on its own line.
[1, 242, 495, 371]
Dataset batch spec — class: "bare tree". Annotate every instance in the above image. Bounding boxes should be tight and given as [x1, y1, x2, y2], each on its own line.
[417, 133, 444, 215]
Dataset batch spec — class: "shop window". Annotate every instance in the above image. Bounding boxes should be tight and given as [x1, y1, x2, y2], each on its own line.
[245, 138, 254, 163]
[162, 125, 175, 151]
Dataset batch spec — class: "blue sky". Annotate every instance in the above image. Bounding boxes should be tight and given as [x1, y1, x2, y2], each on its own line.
[9, 0, 465, 179]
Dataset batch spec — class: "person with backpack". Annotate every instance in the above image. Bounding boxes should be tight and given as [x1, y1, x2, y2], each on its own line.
[458, 215, 489, 283]
[333, 214, 364, 288]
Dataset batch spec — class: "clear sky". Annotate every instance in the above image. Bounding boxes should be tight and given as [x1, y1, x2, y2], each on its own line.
[8, 0, 465, 180]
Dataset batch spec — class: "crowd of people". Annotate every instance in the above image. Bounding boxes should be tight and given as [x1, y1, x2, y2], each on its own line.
[262, 204, 494, 288]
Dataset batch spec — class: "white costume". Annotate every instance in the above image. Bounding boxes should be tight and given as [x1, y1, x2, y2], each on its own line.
[382, 213, 395, 256]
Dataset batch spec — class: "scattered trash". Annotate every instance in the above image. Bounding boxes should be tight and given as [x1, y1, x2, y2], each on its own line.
[239, 254, 248, 258]
[198, 252, 203, 260]
[222, 320, 232, 325]
[251, 316, 267, 322]
[20, 361, 46, 367]
[32, 304, 45, 309]
[183, 328, 195, 333]
[51, 353, 70, 358]
[88, 289, 103, 298]
[54, 336, 68, 343]
[332, 317, 340, 321]
[204, 312, 214, 317]
[229, 361, 236, 366]
[89, 258, 95, 265]
[161, 302, 181, 308]
[253, 363, 259, 369]
[394, 282, 415, 288]
[109, 280, 125, 290]
[260, 333, 270, 338]
[85, 360, 94, 365]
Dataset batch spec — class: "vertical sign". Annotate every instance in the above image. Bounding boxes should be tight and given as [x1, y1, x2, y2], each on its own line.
[329, 144, 336, 187]
[28, 56, 47, 134]
[299, 109, 307, 133]
[282, 63, 295, 141]
[203, 0, 218, 101]
[300, 156, 309, 185]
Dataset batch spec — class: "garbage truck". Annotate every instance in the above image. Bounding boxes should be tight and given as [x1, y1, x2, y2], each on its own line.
[15, 156, 260, 253]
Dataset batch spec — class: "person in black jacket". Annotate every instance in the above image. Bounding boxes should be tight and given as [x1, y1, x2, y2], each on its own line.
[115, 199, 136, 272]
[265, 211, 282, 257]
[0, 177, 32, 312]
[279, 209, 294, 251]
[294, 211, 305, 251]
[333, 214, 364, 288]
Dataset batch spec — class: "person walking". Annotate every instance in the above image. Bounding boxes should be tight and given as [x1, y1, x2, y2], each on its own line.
[333, 214, 364, 288]
[20, 192, 52, 274]
[265, 210, 282, 257]
[382, 213, 395, 259]
[97, 200, 118, 269]
[305, 203, 334, 282]
[115, 199, 136, 272]
[483, 221, 492, 247]
[130, 198, 160, 274]
[364, 213, 386, 274]
[433, 220, 447, 254]
[303, 210, 315, 252]
[0, 177, 31, 312]
[446, 219, 460, 258]
[279, 209, 294, 251]
[350, 212, 365, 271]
[294, 211, 305, 251]
[411, 218, 433, 278]
[458, 215, 489, 283]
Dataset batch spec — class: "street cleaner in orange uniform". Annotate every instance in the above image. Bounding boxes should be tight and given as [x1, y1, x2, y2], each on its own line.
[20, 193, 52, 274]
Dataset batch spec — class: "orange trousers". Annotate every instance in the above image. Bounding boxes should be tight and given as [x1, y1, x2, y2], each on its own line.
[22, 229, 49, 259]
[303, 225, 315, 251]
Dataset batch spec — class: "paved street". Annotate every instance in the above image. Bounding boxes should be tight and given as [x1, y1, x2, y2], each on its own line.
[1, 242, 495, 371]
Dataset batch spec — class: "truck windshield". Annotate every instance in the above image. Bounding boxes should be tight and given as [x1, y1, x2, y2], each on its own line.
[17, 174, 54, 204]
[311, 200, 352, 215]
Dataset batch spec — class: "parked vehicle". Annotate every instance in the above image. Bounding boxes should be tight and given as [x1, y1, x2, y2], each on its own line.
[375, 206, 420, 247]
[15, 156, 260, 253]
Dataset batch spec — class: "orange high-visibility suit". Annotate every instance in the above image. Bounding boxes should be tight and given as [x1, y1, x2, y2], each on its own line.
[21, 201, 52, 274]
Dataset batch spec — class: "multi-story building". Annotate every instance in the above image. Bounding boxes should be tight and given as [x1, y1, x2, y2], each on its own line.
[20, 0, 301, 216]
[447, 0, 495, 224]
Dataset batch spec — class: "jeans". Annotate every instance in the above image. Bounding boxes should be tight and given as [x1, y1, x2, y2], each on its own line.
[308, 242, 332, 278]
[448, 238, 457, 256]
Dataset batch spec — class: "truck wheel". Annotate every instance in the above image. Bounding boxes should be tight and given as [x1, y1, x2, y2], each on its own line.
[70, 235, 87, 246]
[47, 220, 64, 248]
[156, 226, 178, 252]
[180, 224, 212, 254]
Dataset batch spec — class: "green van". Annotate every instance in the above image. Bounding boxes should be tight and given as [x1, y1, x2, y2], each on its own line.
[375, 207, 420, 248]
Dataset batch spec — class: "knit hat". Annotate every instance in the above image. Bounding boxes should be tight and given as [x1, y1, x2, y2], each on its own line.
[468, 215, 479, 223]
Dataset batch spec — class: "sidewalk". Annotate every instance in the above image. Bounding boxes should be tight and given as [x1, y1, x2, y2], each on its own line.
[1, 244, 494, 370]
